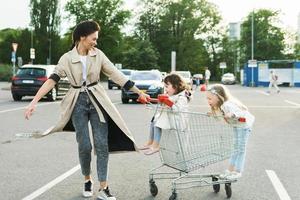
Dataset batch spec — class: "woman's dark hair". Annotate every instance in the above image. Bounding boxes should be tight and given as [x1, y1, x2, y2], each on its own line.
[164, 73, 187, 95]
[70, 20, 100, 49]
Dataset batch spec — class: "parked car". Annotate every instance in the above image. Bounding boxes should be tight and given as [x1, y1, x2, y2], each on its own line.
[11, 64, 70, 101]
[221, 73, 236, 84]
[108, 69, 133, 89]
[174, 71, 193, 88]
[121, 70, 164, 103]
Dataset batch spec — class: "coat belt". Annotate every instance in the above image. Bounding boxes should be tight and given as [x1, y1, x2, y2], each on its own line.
[71, 81, 98, 89]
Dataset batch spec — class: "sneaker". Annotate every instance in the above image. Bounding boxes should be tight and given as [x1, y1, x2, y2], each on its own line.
[83, 180, 93, 197]
[219, 169, 231, 179]
[97, 187, 116, 200]
[226, 171, 242, 180]
[144, 147, 160, 155]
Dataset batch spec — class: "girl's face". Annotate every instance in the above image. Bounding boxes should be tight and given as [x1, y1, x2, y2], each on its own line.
[164, 82, 176, 96]
[206, 91, 219, 107]
[80, 31, 98, 50]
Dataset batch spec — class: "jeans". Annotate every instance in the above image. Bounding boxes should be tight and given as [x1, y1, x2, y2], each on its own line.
[71, 92, 109, 182]
[229, 127, 251, 172]
[149, 121, 162, 143]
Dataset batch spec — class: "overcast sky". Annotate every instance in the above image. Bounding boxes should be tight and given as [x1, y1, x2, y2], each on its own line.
[0, 0, 299, 33]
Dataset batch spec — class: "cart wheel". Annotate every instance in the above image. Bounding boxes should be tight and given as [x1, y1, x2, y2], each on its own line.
[225, 183, 232, 198]
[149, 180, 158, 196]
[212, 177, 220, 193]
[169, 192, 177, 200]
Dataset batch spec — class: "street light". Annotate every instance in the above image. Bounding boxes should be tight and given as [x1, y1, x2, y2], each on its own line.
[250, 9, 256, 87]
[11, 43, 18, 76]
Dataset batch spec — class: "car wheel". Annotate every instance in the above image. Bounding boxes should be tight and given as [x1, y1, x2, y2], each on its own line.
[47, 87, 57, 101]
[108, 85, 112, 89]
[12, 94, 22, 101]
[122, 98, 129, 104]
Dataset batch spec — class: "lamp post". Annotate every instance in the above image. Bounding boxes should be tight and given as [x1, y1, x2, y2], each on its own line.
[251, 10, 255, 87]
[11, 43, 18, 76]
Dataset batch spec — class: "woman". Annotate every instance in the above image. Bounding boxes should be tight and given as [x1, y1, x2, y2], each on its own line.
[24, 20, 148, 200]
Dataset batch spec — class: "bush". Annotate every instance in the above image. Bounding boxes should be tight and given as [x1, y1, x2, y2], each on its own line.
[0, 64, 13, 81]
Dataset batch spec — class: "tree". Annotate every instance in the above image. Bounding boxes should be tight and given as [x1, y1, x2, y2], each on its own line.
[121, 36, 159, 70]
[240, 9, 285, 62]
[65, 0, 131, 63]
[30, 0, 61, 64]
[0, 28, 32, 65]
[136, 0, 222, 76]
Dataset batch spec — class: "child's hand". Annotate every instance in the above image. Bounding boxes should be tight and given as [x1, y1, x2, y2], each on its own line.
[224, 113, 236, 122]
[207, 112, 213, 116]
[161, 97, 174, 107]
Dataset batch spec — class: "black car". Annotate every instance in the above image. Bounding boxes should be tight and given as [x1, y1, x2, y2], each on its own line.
[11, 64, 70, 101]
[121, 70, 164, 103]
[108, 69, 133, 89]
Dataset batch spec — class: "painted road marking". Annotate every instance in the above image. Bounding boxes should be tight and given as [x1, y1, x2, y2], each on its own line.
[22, 165, 80, 200]
[266, 170, 291, 200]
[284, 100, 300, 107]
[0, 102, 59, 114]
[255, 90, 270, 96]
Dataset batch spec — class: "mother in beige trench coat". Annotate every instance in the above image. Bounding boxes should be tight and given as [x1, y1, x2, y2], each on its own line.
[24, 20, 148, 200]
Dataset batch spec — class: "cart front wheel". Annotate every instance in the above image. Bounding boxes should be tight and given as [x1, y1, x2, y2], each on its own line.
[169, 192, 177, 200]
[225, 183, 232, 198]
[212, 177, 220, 193]
[149, 181, 158, 196]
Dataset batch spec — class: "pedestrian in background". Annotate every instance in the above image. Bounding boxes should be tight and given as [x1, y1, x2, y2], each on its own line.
[205, 67, 211, 86]
[267, 70, 280, 93]
[24, 20, 149, 200]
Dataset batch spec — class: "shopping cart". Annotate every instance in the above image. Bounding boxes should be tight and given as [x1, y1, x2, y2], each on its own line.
[142, 97, 242, 200]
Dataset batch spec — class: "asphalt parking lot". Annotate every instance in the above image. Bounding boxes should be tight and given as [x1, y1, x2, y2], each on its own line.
[0, 82, 299, 200]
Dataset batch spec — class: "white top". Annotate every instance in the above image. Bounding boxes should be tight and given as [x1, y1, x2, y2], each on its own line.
[80, 55, 87, 82]
[154, 90, 190, 130]
[205, 69, 211, 80]
[269, 72, 278, 83]
[221, 100, 255, 128]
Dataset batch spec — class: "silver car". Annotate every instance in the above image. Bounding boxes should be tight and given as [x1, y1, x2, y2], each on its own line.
[221, 73, 236, 84]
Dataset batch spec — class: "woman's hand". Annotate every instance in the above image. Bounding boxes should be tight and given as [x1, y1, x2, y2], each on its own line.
[138, 92, 150, 103]
[25, 102, 36, 120]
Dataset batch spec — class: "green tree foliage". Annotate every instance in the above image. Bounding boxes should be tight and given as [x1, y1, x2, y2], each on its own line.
[30, 0, 61, 64]
[0, 28, 32, 65]
[122, 36, 159, 70]
[65, 0, 130, 63]
[136, 0, 222, 77]
[240, 9, 285, 61]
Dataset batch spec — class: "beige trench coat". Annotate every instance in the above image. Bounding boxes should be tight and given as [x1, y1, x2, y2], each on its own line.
[42, 47, 137, 152]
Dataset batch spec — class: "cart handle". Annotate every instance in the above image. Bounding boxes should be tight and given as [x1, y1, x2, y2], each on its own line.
[137, 96, 158, 104]
[238, 117, 246, 122]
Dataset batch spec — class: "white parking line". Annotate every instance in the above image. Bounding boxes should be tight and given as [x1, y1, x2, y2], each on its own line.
[0, 102, 59, 114]
[266, 170, 291, 200]
[255, 90, 270, 96]
[22, 165, 80, 200]
[284, 100, 300, 107]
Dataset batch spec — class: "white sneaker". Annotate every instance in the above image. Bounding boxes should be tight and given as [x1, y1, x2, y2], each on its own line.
[226, 171, 242, 180]
[97, 187, 116, 200]
[83, 180, 93, 197]
[219, 169, 231, 179]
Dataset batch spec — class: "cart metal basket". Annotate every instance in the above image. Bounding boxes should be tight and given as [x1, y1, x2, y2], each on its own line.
[147, 108, 239, 200]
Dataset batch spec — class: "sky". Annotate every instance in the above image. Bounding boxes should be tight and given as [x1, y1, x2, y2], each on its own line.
[0, 0, 299, 33]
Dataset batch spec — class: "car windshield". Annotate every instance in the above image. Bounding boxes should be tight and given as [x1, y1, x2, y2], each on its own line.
[121, 70, 131, 76]
[131, 72, 161, 81]
[176, 72, 190, 78]
[223, 74, 234, 77]
[17, 68, 46, 77]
